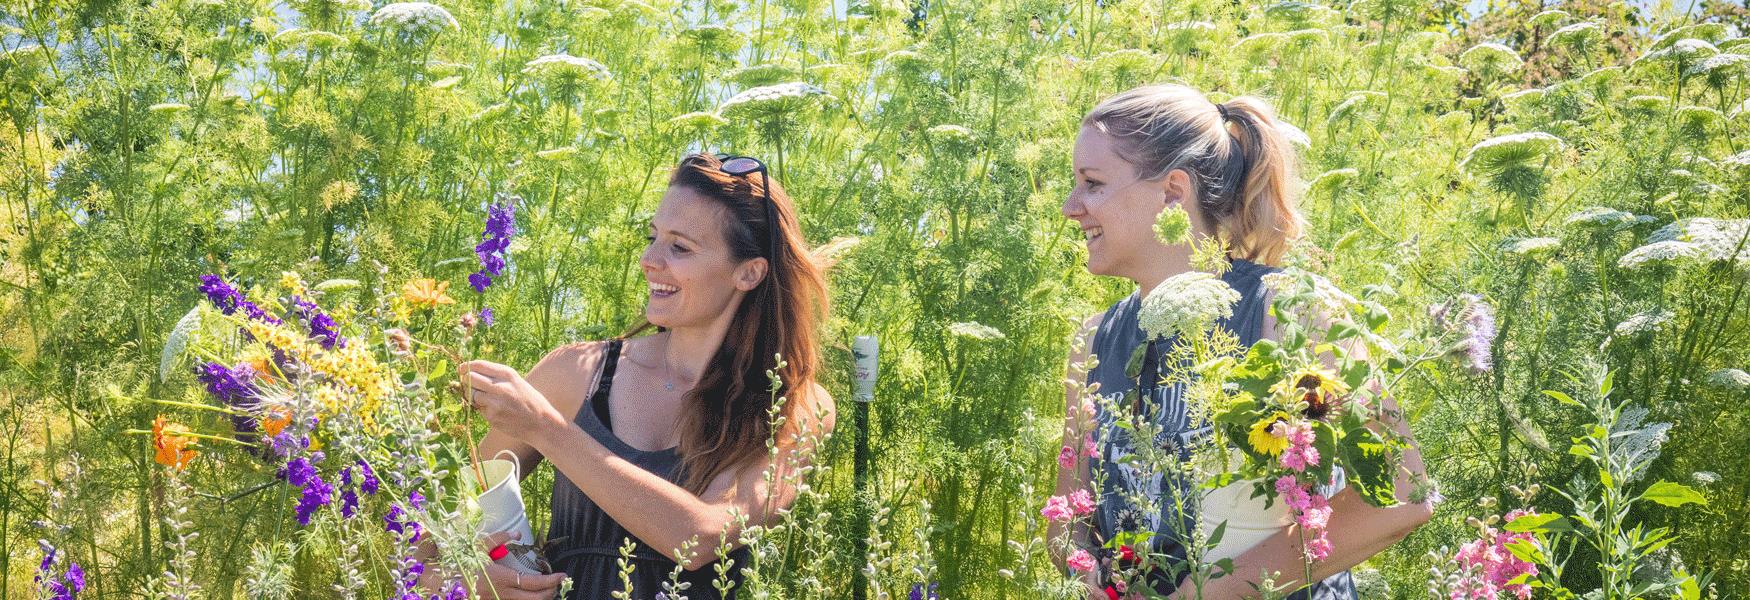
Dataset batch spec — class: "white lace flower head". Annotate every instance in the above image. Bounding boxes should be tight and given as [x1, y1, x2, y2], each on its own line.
[1138, 272, 1240, 340]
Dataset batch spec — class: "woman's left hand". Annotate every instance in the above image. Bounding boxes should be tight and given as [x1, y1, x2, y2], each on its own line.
[460, 360, 568, 446]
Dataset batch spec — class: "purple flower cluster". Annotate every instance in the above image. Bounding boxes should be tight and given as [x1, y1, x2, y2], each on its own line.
[280, 453, 334, 526]
[290, 295, 347, 350]
[468, 196, 517, 293]
[338, 460, 381, 519]
[35, 541, 85, 600]
[909, 583, 940, 600]
[384, 490, 425, 543]
[196, 362, 260, 435]
[198, 274, 282, 325]
[1432, 294, 1497, 375]
[386, 491, 431, 600]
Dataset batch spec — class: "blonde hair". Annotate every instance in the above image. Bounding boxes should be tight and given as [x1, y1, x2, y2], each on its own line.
[1082, 84, 1305, 265]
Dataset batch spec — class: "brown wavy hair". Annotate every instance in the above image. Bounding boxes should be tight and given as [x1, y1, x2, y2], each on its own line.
[624, 153, 829, 495]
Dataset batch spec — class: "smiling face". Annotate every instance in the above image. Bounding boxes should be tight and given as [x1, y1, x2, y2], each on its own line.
[640, 186, 768, 330]
[1064, 125, 1207, 281]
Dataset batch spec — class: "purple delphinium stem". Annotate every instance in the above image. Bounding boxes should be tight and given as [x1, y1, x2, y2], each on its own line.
[469, 196, 517, 293]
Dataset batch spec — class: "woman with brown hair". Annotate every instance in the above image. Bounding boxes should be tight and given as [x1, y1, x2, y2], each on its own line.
[441, 153, 834, 599]
[1050, 84, 1433, 599]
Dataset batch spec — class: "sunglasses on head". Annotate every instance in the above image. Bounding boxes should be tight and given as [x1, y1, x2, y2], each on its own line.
[685, 153, 781, 268]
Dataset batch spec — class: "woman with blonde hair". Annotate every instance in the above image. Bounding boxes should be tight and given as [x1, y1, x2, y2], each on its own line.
[1051, 84, 1433, 599]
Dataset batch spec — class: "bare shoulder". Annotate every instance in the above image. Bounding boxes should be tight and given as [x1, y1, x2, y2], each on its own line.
[794, 381, 837, 434]
[526, 340, 614, 420]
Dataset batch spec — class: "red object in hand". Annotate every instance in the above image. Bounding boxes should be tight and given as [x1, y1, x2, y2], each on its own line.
[488, 544, 509, 561]
[1118, 544, 1138, 565]
[1104, 585, 1121, 600]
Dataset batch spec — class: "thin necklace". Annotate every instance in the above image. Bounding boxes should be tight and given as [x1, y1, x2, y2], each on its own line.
[628, 338, 693, 391]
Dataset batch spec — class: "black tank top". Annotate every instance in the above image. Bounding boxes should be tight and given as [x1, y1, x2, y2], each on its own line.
[546, 339, 751, 599]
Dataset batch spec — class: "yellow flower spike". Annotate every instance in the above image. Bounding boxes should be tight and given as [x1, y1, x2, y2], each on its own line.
[1247, 411, 1293, 457]
[279, 271, 308, 296]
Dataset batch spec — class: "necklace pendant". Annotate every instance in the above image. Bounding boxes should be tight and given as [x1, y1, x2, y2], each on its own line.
[664, 382, 675, 391]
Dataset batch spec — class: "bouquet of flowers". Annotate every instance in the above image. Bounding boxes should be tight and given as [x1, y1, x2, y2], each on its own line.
[147, 194, 556, 598]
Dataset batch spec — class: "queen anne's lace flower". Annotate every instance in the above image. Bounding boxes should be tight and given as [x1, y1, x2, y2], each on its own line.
[1564, 206, 1637, 230]
[522, 53, 612, 82]
[717, 82, 829, 120]
[1647, 218, 1750, 265]
[1500, 237, 1560, 256]
[1635, 39, 1718, 69]
[1459, 42, 1523, 73]
[1617, 240, 1702, 269]
[1461, 132, 1565, 173]
[1703, 368, 1750, 391]
[369, 2, 459, 36]
[1614, 310, 1673, 336]
[946, 321, 1005, 341]
[1549, 21, 1603, 49]
[1138, 272, 1241, 340]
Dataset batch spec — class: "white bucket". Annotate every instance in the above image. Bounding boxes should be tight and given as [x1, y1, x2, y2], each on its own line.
[462, 451, 539, 573]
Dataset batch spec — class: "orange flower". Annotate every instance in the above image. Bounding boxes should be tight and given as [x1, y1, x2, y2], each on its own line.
[402, 278, 457, 309]
[261, 409, 292, 437]
[152, 415, 199, 470]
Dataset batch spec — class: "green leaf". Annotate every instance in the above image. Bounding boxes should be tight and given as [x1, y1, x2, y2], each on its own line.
[1337, 425, 1398, 507]
[1542, 390, 1582, 407]
[1503, 538, 1544, 564]
[1206, 520, 1226, 547]
[1641, 481, 1707, 508]
[1504, 513, 1572, 533]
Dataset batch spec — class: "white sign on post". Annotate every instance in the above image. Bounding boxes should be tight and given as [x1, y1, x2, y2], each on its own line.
[852, 335, 878, 402]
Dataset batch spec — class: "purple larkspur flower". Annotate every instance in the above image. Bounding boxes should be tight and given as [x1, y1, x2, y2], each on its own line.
[198, 275, 240, 312]
[65, 563, 84, 593]
[480, 307, 494, 327]
[196, 362, 260, 436]
[385, 491, 425, 542]
[1462, 296, 1496, 374]
[441, 578, 468, 600]
[469, 196, 517, 292]
[340, 488, 359, 518]
[198, 274, 283, 325]
[294, 473, 333, 526]
[356, 460, 380, 495]
[308, 312, 345, 350]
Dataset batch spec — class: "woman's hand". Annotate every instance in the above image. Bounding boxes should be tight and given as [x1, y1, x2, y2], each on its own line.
[419, 531, 569, 600]
[461, 360, 571, 449]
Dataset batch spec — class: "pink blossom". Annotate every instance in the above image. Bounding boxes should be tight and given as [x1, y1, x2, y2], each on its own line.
[1084, 436, 1098, 458]
[1068, 489, 1096, 516]
[1066, 549, 1097, 573]
[1275, 476, 1335, 563]
[1450, 512, 1539, 600]
[1059, 445, 1077, 469]
[1277, 421, 1321, 472]
[1041, 495, 1072, 522]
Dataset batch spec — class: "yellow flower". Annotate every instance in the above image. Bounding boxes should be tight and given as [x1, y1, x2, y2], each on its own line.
[402, 278, 457, 310]
[152, 415, 200, 470]
[1247, 411, 1293, 457]
[1271, 366, 1349, 420]
[279, 271, 308, 296]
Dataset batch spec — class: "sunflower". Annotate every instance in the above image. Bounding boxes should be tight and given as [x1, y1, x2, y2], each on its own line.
[152, 415, 200, 470]
[1272, 366, 1349, 421]
[1247, 411, 1293, 456]
[401, 278, 457, 310]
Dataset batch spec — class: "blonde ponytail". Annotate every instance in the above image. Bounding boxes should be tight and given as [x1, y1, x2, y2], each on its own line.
[1083, 85, 1305, 266]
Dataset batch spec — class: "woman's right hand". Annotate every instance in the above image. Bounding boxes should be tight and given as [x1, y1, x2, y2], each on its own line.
[421, 531, 570, 600]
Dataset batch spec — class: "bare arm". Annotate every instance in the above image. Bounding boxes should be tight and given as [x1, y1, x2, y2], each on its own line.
[1051, 314, 1108, 596]
[474, 342, 607, 480]
[502, 364, 837, 569]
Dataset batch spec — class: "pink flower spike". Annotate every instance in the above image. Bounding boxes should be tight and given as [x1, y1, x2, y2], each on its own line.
[1058, 445, 1076, 470]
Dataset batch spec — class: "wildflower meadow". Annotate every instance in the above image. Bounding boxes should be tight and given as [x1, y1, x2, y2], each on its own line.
[3, 0, 1749, 598]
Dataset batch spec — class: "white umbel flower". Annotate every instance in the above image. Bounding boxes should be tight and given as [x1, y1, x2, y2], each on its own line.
[1138, 272, 1241, 340]
[717, 82, 829, 120]
[1564, 207, 1638, 230]
[1635, 39, 1718, 68]
[1617, 240, 1702, 269]
[946, 321, 1005, 341]
[1648, 218, 1750, 265]
[1613, 310, 1672, 336]
[1721, 150, 1750, 168]
[1459, 42, 1523, 73]
[1703, 368, 1750, 391]
[1501, 237, 1560, 256]
[1549, 22, 1603, 49]
[370, 2, 459, 35]
[522, 53, 612, 82]
[1461, 132, 1565, 173]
